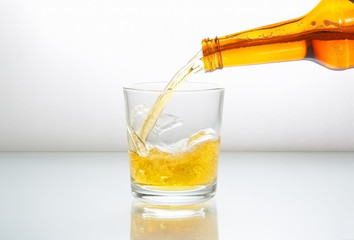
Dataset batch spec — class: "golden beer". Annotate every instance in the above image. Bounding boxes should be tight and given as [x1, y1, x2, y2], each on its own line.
[129, 137, 220, 190]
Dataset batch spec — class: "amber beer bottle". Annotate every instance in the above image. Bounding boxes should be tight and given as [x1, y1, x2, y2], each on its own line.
[202, 0, 354, 71]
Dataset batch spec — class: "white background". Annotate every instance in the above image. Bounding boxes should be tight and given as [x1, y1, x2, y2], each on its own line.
[0, 0, 353, 151]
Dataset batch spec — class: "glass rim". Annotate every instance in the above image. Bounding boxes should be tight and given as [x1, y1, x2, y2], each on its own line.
[123, 82, 224, 93]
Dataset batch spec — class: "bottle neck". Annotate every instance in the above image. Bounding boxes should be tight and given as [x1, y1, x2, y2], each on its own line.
[201, 0, 354, 71]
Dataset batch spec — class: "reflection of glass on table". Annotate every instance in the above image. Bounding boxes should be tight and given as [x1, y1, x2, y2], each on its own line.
[130, 200, 219, 240]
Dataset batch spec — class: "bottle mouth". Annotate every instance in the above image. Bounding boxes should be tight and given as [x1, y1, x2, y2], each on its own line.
[201, 37, 223, 72]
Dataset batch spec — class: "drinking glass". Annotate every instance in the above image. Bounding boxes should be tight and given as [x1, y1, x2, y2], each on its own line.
[123, 82, 224, 204]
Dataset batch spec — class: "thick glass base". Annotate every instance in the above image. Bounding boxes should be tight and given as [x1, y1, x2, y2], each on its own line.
[131, 181, 217, 205]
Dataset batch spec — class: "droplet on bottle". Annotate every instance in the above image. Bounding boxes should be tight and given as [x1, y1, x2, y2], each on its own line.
[323, 19, 339, 27]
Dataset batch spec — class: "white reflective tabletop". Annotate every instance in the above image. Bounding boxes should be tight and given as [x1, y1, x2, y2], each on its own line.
[1, 152, 354, 240]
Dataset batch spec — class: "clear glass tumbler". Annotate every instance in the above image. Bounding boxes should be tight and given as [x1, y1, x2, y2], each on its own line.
[123, 82, 224, 204]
